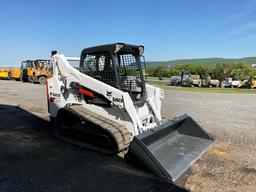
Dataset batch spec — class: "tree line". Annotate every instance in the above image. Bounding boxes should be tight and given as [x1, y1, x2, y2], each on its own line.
[146, 62, 256, 80]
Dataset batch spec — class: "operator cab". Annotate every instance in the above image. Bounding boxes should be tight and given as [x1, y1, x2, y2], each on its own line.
[21, 60, 35, 70]
[20, 60, 36, 82]
[34, 60, 52, 71]
[80, 43, 146, 103]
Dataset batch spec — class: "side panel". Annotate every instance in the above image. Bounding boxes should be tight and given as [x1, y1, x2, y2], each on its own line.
[0, 71, 9, 78]
[47, 77, 70, 117]
[10, 68, 21, 79]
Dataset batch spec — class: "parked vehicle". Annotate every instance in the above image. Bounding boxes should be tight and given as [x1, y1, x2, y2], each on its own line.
[182, 73, 201, 87]
[247, 76, 256, 88]
[0, 68, 11, 79]
[201, 74, 219, 87]
[221, 78, 232, 88]
[231, 80, 243, 88]
[28, 60, 52, 84]
[20, 60, 36, 82]
[9, 68, 21, 81]
[170, 76, 181, 86]
[158, 73, 163, 80]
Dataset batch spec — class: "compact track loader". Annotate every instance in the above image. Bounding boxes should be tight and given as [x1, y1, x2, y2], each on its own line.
[47, 43, 213, 182]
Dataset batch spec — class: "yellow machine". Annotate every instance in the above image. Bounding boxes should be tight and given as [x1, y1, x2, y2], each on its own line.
[9, 68, 21, 80]
[28, 60, 52, 84]
[20, 60, 36, 82]
[0, 68, 11, 79]
[182, 73, 202, 87]
[248, 76, 256, 88]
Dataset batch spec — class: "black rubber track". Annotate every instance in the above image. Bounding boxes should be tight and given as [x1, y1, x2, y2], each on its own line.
[54, 105, 133, 155]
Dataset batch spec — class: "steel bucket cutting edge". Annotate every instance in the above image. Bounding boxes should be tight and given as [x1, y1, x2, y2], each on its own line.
[129, 114, 214, 182]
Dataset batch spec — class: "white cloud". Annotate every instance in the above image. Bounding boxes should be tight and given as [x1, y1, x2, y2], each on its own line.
[224, 0, 256, 23]
[227, 22, 256, 36]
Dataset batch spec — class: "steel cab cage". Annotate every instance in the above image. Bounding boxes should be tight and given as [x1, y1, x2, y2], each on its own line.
[79, 43, 146, 106]
[21, 60, 36, 69]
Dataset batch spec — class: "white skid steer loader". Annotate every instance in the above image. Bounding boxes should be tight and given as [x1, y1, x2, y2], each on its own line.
[47, 43, 213, 182]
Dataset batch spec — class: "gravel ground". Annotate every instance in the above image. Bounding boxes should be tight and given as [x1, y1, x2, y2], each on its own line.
[0, 80, 185, 192]
[0, 80, 48, 119]
[163, 90, 256, 192]
[0, 80, 256, 192]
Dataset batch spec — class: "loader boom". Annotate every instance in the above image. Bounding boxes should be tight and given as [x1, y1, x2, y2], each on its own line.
[50, 52, 162, 136]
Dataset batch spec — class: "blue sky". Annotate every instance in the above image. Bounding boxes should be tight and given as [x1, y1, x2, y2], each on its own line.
[0, 0, 256, 66]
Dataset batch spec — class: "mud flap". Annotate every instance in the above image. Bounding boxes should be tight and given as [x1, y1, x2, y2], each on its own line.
[129, 114, 214, 182]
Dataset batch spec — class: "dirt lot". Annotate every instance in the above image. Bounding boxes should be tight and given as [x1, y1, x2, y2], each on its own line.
[162, 90, 256, 191]
[0, 80, 256, 192]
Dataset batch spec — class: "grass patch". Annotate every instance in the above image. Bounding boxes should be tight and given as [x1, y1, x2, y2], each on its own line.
[150, 83, 256, 94]
[148, 80, 168, 86]
[146, 77, 170, 81]
[164, 87, 256, 94]
[146, 77, 256, 94]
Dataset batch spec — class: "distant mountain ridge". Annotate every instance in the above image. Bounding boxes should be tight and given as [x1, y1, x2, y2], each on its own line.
[146, 57, 256, 67]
